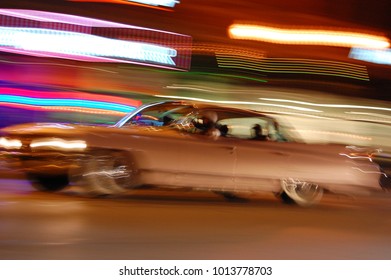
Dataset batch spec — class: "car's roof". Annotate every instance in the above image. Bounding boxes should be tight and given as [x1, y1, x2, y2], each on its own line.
[144, 100, 273, 118]
[114, 99, 276, 128]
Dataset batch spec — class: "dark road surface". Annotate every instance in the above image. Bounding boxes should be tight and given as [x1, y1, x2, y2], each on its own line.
[1, 177, 391, 260]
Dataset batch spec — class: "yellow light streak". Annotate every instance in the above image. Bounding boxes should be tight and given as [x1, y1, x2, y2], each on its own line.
[229, 24, 390, 49]
[216, 55, 369, 80]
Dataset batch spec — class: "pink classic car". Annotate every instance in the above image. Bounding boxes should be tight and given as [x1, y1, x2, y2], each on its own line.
[0, 100, 385, 206]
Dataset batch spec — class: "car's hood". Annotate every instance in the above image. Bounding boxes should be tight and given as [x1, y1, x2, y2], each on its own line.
[0, 122, 118, 137]
[0, 122, 169, 138]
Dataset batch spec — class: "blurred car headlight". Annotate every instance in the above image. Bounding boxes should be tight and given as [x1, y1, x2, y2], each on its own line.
[30, 138, 87, 151]
[0, 137, 22, 149]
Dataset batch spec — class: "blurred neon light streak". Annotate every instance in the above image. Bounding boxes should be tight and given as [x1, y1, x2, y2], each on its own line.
[0, 9, 153, 28]
[155, 94, 322, 112]
[0, 46, 183, 69]
[0, 102, 127, 116]
[217, 60, 368, 80]
[0, 58, 118, 73]
[0, 9, 192, 70]
[69, 0, 179, 11]
[0, 87, 141, 107]
[217, 55, 369, 80]
[229, 24, 390, 49]
[349, 47, 391, 65]
[41, 106, 127, 115]
[119, 0, 179, 7]
[0, 95, 135, 112]
[0, 27, 178, 66]
[260, 98, 391, 112]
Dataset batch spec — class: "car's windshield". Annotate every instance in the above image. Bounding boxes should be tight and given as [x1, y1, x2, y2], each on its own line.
[116, 103, 195, 127]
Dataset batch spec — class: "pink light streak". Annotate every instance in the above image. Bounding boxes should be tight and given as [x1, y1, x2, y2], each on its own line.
[0, 87, 142, 107]
[0, 102, 127, 116]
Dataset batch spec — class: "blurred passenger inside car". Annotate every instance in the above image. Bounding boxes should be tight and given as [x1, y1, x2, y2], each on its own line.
[162, 114, 175, 125]
[194, 111, 220, 137]
[252, 124, 269, 141]
[219, 124, 229, 137]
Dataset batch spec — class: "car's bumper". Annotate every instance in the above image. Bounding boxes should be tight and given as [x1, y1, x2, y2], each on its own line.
[372, 153, 391, 190]
[0, 151, 84, 175]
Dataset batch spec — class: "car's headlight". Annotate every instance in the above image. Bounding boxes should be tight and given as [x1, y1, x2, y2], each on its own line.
[0, 137, 22, 149]
[30, 138, 87, 151]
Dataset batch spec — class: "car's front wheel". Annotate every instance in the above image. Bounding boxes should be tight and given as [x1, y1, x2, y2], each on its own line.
[27, 173, 69, 192]
[279, 178, 323, 206]
[78, 150, 138, 196]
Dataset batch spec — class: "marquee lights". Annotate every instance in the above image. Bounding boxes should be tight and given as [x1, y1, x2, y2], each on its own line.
[0, 9, 192, 70]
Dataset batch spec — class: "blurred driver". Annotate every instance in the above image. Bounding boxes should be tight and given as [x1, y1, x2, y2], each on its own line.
[194, 111, 220, 137]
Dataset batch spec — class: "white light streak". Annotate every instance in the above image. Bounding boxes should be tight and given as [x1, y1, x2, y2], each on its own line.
[30, 139, 87, 150]
[349, 47, 391, 65]
[0, 27, 178, 66]
[126, 0, 179, 7]
[260, 98, 391, 112]
[0, 137, 22, 149]
[155, 95, 323, 113]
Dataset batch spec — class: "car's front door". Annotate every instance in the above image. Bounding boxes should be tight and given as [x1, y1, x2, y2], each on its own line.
[175, 133, 237, 190]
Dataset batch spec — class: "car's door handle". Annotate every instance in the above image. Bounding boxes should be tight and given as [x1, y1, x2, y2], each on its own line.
[220, 146, 236, 154]
[221, 146, 236, 150]
[270, 151, 288, 156]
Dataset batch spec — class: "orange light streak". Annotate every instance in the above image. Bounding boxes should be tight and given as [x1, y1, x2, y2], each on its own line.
[229, 24, 390, 49]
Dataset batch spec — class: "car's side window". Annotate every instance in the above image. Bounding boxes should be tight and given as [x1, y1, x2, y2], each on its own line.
[172, 109, 289, 142]
[216, 114, 289, 142]
[217, 117, 270, 140]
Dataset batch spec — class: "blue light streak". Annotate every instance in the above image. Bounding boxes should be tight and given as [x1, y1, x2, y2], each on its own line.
[0, 95, 135, 112]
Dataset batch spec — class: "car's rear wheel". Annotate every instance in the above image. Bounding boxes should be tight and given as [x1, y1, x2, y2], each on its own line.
[79, 150, 138, 196]
[27, 173, 69, 192]
[279, 178, 323, 206]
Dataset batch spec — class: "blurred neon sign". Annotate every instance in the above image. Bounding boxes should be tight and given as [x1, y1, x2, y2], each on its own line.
[349, 48, 391, 65]
[0, 9, 192, 70]
[1, 27, 178, 66]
